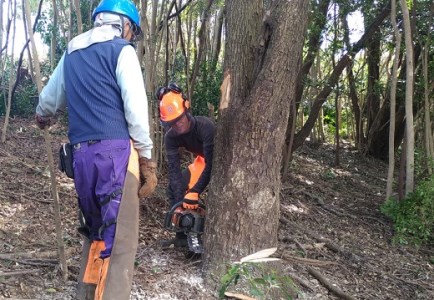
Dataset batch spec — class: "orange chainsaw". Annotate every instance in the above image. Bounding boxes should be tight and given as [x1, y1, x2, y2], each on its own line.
[164, 201, 206, 254]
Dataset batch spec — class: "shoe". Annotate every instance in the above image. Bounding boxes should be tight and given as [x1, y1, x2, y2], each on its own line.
[160, 237, 188, 249]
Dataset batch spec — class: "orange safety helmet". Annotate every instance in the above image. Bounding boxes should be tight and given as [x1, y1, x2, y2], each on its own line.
[158, 83, 190, 125]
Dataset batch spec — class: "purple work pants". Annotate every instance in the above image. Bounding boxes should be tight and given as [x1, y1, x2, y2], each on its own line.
[72, 139, 130, 258]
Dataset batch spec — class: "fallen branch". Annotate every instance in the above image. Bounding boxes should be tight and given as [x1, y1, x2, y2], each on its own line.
[308, 267, 356, 300]
[280, 236, 307, 256]
[0, 269, 40, 277]
[281, 252, 336, 267]
[0, 248, 75, 260]
[288, 273, 315, 292]
[0, 254, 58, 267]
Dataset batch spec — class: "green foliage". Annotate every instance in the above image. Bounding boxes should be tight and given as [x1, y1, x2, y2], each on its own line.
[381, 176, 434, 246]
[192, 62, 222, 117]
[219, 262, 297, 299]
[0, 58, 46, 117]
[0, 80, 38, 117]
[36, 10, 67, 59]
[219, 249, 297, 300]
[320, 168, 337, 179]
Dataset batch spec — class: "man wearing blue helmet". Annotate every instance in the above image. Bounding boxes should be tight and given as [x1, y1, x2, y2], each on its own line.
[35, 0, 155, 299]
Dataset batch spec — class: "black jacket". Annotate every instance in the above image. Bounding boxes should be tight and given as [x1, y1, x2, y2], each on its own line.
[165, 115, 216, 202]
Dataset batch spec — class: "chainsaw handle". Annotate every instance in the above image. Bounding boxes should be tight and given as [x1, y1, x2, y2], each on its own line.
[169, 200, 205, 213]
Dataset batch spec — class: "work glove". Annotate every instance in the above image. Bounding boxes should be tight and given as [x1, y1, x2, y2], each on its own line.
[183, 192, 199, 210]
[35, 114, 51, 129]
[138, 157, 157, 198]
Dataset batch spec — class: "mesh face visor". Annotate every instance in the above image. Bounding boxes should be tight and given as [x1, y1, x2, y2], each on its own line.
[160, 112, 185, 128]
[130, 22, 143, 41]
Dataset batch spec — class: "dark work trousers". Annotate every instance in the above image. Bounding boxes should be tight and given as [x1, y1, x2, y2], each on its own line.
[167, 168, 190, 207]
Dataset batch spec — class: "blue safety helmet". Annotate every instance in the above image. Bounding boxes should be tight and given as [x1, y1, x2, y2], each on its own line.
[92, 0, 143, 40]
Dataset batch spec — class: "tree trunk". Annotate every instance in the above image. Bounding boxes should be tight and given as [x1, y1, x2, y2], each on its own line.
[283, 0, 330, 161]
[423, 12, 433, 174]
[1, 0, 16, 144]
[73, 0, 83, 34]
[210, 7, 224, 73]
[400, 0, 414, 195]
[386, 0, 401, 200]
[23, 0, 68, 280]
[0, 0, 3, 59]
[333, 4, 340, 167]
[203, 0, 310, 287]
[51, 0, 59, 70]
[342, 13, 363, 148]
[365, 35, 381, 134]
[188, 0, 213, 99]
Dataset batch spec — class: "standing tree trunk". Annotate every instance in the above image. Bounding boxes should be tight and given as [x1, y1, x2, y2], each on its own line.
[400, 0, 414, 195]
[188, 0, 213, 99]
[210, 7, 224, 73]
[1, 0, 16, 144]
[0, 0, 3, 58]
[423, 12, 433, 174]
[73, 0, 83, 35]
[51, 0, 59, 70]
[23, 0, 68, 280]
[332, 4, 340, 167]
[203, 0, 310, 286]
[386, 0, 401, 200]
[342, 12, 363, 149]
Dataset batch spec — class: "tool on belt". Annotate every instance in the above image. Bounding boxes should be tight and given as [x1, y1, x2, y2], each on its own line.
[164, 201, 205, 254]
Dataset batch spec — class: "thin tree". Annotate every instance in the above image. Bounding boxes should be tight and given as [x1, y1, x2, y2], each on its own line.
[51, 0, 59, 70]
[73, 0, 83, 34]
[386, 0, 401, 200]
[188, 0, 214, 100]
[333, 3, 340, 166]
[400, 0, 414, 195]
[23, 0, 68, 281]
[422, 7, 433, 174]
[1, 0, 17, 144]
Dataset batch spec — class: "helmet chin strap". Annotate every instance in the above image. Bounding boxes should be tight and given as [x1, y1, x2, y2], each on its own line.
[120, 16, 126, 39]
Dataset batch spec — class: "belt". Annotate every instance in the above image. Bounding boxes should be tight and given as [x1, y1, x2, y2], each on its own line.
[73, 140, 101, 150]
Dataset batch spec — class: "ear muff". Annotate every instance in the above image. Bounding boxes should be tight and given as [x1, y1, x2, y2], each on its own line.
[184, 99, 190, 110]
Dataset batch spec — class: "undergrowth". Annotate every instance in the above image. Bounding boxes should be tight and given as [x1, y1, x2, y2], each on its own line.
[381, 175, 434, 246]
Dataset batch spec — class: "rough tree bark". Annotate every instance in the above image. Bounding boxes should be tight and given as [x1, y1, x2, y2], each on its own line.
[203, 0, 310, 286]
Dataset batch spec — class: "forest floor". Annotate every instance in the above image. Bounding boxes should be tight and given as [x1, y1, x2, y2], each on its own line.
[0, 116, 433, 300]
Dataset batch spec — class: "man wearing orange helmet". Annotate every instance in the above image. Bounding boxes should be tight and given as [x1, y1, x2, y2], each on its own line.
[157, 82, 216, 249]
